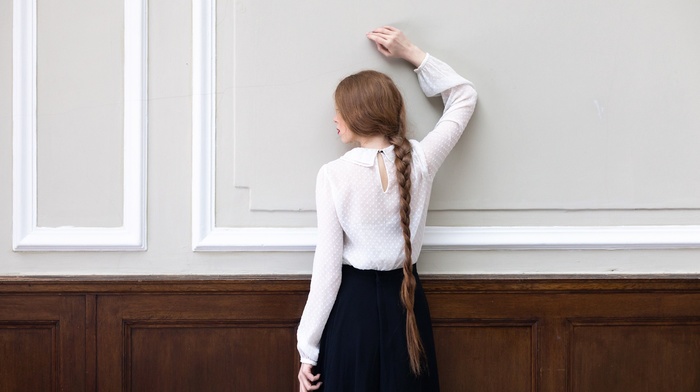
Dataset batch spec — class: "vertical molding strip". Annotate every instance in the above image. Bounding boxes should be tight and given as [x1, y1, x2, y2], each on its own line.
[191, 0, 700, 252]
[192, 0, 215, 250]
[12, 0, 147, 251]
[12, 0, 36, 250]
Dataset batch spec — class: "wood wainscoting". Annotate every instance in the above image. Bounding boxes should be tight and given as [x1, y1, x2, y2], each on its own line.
[1, 276, 700, 391]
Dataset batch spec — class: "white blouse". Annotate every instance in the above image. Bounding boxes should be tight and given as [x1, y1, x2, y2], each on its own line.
[297, 54, 478, 365]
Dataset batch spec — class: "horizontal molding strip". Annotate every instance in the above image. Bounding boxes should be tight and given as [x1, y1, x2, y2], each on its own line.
[191, 0, 700, 252]
[423, 225, 700, 250]
[193, 226, 700, 252]
[12, 0, 147, 251]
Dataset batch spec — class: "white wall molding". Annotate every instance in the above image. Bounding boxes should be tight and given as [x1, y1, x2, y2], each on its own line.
[12, 0, 147, 251]
[191, 0, 700, 252]
[192, 0, 216, 251]
[422, 225, 700, 250]
[191, 225, 700, 252]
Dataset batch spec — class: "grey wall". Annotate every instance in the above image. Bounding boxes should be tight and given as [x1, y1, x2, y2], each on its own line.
[2, 0, 699, 275]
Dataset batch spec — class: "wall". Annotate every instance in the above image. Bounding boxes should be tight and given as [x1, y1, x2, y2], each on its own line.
[2, 0, 700, 276]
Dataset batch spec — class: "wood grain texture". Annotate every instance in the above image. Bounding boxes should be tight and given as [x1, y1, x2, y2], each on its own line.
[0, 276, 699, 391]
[97, 293, 305, 392]
[433, 320, 537, 391]
[126, 322, 296, 392]
[570, 319, 700, 392]
[0, 295, 85, 392]
[0, 323, 55, 391]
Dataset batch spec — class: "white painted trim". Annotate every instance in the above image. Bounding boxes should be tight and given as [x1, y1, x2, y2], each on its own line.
[12, 0, 147, 251]
[422, 225, 700, 250]
[191, 0, 700, 252]
[191, 225, 700, 252]
[192, 0, 216, 251]
[194, 228, 317, 252]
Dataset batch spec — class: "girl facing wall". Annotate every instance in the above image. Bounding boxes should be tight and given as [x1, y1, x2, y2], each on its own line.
[297, 26, 478, 391]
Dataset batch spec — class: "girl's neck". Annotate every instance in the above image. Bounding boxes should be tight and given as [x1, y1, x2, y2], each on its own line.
[357, 135, 391, 149]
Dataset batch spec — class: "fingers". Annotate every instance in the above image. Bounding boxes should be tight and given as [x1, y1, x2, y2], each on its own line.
[375, 42, 390, 56]
[366, 25, 425, 66]
[367, 26, 399, 45]
[298, 372, 312, 391]
[302, 364, 320, 380]
[367, 32, 396, 58]
[303, 367, 322, 390]
[371, 25, 399, 35]
[366, 25, 411, 58]
[298, 365, 322, 391]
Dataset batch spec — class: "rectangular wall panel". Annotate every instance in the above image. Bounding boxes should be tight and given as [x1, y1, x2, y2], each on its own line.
[97, 293, 306, 392]
[433, 321, 537, 391]
[192, 0, 700, 251]
[12, 0, 147, 251]
[0, 295, 85, 392]
[125, 323, 297, 392]
[0, 324, 56, 392]
[570, 320, 700, 392]
[36, 0, 124, 228]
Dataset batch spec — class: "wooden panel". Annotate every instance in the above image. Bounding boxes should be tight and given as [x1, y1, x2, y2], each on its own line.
[0, 323, 55, 391]
[0, 295, 85, 392]
[570, 319, 700, 392]
[126, 322, 296, 392]
[97, 293, 306, 392]
[424, 288, 700, 392]
[433, 321, 537, 391]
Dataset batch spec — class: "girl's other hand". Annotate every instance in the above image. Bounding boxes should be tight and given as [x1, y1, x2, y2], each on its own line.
[298, 363, 322, 391]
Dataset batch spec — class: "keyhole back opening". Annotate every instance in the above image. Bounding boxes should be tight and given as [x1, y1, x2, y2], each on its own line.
[377, 151, 389, 193]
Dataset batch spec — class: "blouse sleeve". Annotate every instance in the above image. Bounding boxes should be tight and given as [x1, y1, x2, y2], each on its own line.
[296, 165, 344, 365]
[415, 54, 478, 178]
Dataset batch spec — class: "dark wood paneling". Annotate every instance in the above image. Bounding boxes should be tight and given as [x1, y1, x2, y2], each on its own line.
[425, 288, 700, 392]
[1, 276, 699, 391]
[126, 322, 296, 392]
[570, 319, 700, 392]
[433, 320, 537, 391]
[97, 294, 306, 392]
[0, 295, 85, 392]
[0, 323, 55, 392]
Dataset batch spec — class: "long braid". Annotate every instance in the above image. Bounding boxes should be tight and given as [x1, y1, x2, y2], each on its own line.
[390, 131, 425, 376]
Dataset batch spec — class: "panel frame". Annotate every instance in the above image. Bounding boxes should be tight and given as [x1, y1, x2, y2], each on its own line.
[122, 320, 298, 391]
[431, 319, 539, 391]
[0, 295, 86, 392]
[191, 0, 700, 252]
[567, 317, 700, 392]
[0, 321, 58, 390]
[12, 0, 147, 251]
[97, 293, 306, 391]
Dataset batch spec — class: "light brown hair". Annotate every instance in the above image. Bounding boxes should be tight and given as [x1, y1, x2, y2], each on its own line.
[335, 70, 425, 375]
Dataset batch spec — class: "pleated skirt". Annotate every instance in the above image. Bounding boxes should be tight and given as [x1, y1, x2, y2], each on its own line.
[315, 264, 440, 392]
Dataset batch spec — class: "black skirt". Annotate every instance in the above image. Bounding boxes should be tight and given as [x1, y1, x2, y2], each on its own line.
[315, 264, 440, 392]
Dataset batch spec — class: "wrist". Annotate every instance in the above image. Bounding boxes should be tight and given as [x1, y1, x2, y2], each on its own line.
[404, 45, 427, 68]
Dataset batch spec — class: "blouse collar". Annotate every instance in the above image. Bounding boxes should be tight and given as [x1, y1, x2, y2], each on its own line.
[340, 145, 396, 167]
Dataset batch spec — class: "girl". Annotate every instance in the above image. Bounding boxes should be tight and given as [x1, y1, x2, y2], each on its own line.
[297, 26, 477, 391]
